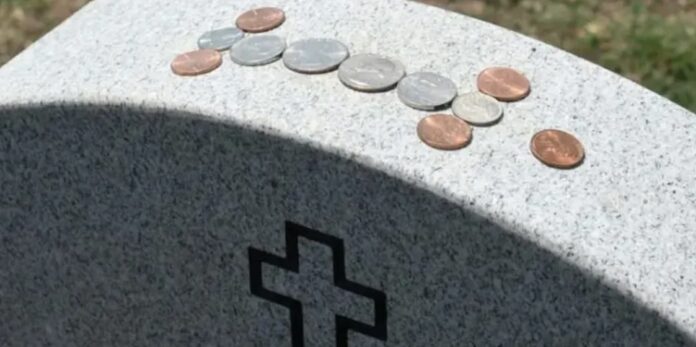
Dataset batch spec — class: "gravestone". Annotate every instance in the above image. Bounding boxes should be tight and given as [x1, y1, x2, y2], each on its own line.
[1, 0, 695, 345]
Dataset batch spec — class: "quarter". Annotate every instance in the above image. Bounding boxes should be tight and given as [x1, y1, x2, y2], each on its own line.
[397, 72, 457, 110]
[198, 27, 245, 51]
[282, 38, 349, 74]
[230, 35, 286, 66]
[338, 54, 405, 92]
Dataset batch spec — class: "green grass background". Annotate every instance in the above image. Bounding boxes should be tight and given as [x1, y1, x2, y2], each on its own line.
[1, 0, 695, 112]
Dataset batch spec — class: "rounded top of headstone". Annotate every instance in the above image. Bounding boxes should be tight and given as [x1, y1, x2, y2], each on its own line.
[0, 0, 695, 338]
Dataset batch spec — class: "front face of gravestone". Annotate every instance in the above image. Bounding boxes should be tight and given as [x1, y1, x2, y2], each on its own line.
[0, 105, 691, 346]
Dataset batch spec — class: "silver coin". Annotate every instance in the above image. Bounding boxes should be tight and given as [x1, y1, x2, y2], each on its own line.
[198, 27, 245, 51]
[230, 35, 286, 66]
[337, 54, 405, 92]
[397, 72, 457, 110]
[452, 91, 503, 126]
[282, 38, 349, 74]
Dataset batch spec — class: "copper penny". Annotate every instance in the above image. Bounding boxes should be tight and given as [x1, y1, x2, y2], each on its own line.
[477, 67, 531, 102]
[236, 7, 285, 33]
[171, 49, 222, 76]
[417, 114, 473, 150]
[530, 129, 585, 169]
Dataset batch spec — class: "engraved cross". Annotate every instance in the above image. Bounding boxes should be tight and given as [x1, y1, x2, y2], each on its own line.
[248, 221, 387, 347]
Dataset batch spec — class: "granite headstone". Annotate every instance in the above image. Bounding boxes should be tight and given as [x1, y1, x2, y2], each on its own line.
[1, 0, 695, 345]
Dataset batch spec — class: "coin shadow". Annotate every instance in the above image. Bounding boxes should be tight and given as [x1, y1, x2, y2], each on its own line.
[427, 102, 452, 113]
[282, 62, 341, 75]
[470, 112, 504, 127]
[0, 103, 692, 346]
[338, 80, 399, 94]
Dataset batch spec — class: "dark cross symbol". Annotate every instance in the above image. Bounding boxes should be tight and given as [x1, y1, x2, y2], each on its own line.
[248, 221, 387, 347]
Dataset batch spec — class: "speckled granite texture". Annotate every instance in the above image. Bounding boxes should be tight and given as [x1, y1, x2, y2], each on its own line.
[0, 0, 695, 346]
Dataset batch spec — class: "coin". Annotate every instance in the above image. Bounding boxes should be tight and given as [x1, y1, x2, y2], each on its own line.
[477, 67, 531, 102]
[452, 91, 503, 126]
[417, 114, 473, 150]
[530, 129, 585, 169]
[338, 54, 405, 92]
[171, 49, 222, 76]
[236, 7, 285, 33]
[282, 38, 349, 74]
[230, 35, 286, 66]
[397, 72, 457, 110]
[198, 27, 245, 51]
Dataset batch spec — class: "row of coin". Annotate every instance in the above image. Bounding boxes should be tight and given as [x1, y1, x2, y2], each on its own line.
[170, 7, 585, 170]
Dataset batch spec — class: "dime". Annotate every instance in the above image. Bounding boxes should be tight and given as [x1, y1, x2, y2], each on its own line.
[397, 72, 457, 110]
[338, 54, 405, 92]
[236, 7, 285, 33]
[230, 35, 286, 66]
[417, 114, 473, 150]
[171, 49, 222, 76]
[452, 91, 503, 126]
[477, 67, 531, 102]
[530, 129, 585, 169]
[282, 38, 349, 74]
[198, 27, 245, 51]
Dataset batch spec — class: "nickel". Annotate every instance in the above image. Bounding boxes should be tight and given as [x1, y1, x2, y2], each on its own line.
[171, 49, 222, 76]
[230, 35, 286, 66]
[452, 91, 503, 126]
[338, 54, 405, 92]
[283, 38, 349, 74]
[417, 114, 473, 150]
[530, 129, 585, 169]
[397, 72, 457, 110]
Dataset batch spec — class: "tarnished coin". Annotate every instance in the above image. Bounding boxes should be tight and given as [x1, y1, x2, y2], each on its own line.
[530, 129, 585, 169]
[397, 72, 457, 110]
[477, 67, 531, 102]
[282, 38, 349, 74]
[198, 27, 245, 51]
[236, 7, 285, 33]
[171, 49, 222, 76]
[417, 114, 473, 150]
[230, 35, 286, 66]
[452, 92, 503, 126]
[338, 54, 405, 92]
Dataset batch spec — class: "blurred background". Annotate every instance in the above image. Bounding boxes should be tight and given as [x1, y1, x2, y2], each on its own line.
[1, 0, 694, 112]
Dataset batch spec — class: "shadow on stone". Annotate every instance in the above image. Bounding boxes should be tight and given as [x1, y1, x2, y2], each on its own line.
[0, 103, 692, 346]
